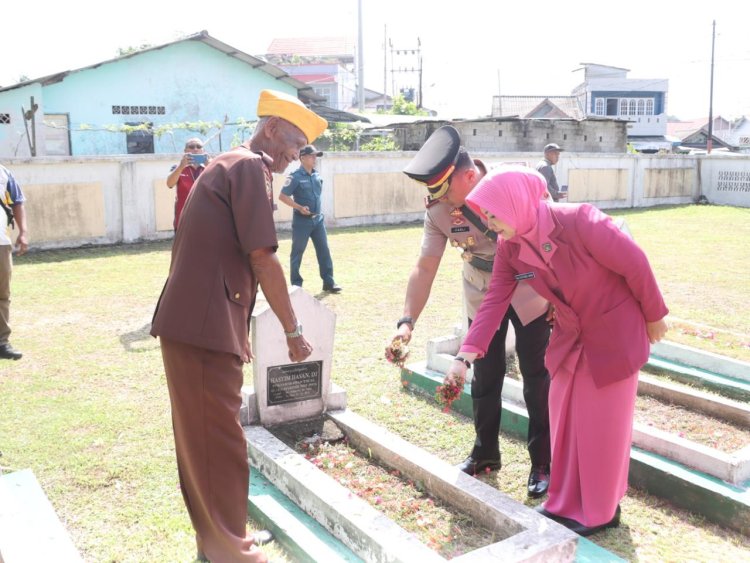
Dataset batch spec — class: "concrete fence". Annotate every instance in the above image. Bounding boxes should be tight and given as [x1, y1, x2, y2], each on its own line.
[4, 151, 749, 251]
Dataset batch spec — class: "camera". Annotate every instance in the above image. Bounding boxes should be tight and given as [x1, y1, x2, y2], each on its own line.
[189, 153, 208, 166]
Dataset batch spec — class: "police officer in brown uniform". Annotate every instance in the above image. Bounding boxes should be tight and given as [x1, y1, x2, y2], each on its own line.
[391, 126, 552, 497]
[151, 89, 327, 562]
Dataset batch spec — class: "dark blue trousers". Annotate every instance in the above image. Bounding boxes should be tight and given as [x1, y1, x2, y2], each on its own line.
[469, 307, 551, 467]
[290, 214, 335, 288]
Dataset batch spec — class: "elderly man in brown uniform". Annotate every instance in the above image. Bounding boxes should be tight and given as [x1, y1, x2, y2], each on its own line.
[390, 125, 552, 497]
[151, 89, 327, 562]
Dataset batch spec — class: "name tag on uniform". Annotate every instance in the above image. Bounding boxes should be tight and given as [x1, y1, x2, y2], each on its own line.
[515, 272, 535, 280]
[451, 226, 470, 233]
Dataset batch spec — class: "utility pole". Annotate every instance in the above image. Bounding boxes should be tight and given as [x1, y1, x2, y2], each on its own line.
[383, 25, 387, 108]
[707, 20, 716, 154]
[357, 0, 364, 112]
[389, 38, 421, 107]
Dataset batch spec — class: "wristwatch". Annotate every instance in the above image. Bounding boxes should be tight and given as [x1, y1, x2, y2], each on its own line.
[454, 356, 471, 369]
[397, 316, 414, 330]
[284, 323, 303, 338]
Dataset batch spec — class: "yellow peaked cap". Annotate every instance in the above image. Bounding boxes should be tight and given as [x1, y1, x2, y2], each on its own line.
[257, 89, 328, 143]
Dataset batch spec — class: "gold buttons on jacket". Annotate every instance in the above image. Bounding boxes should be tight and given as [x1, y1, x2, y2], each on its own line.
[234, 292, 241, 299]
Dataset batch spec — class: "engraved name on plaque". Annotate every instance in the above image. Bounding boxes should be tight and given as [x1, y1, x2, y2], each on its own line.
[267, 360, 323, 406]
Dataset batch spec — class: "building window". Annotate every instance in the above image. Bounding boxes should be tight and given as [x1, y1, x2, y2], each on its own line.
[313, 88, 330, 104]
[0, 114, 10, 124]
[595, 98, 604, 115]
[126, 122, 154, 154]
[614, 97, 655, 116]
[112, 105, 165, 115]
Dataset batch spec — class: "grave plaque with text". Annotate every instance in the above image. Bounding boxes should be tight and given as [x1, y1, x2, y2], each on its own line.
[267, 361, 322, 406]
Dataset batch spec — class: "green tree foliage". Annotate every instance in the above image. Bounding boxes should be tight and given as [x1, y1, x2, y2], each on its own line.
[360, 134, 398, 151]
[379, 93, 428, 116]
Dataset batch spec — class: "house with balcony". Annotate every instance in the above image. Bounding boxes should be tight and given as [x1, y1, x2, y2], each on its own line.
[571, 63, 672, 152]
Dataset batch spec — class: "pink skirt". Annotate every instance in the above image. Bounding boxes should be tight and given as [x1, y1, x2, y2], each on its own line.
[542, 355, 639, 527]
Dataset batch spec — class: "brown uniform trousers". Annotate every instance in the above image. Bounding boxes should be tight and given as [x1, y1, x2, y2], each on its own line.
[161, 337, 266, 563]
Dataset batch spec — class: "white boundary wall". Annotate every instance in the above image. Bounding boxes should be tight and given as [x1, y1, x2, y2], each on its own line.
[3, 152, 748, 250]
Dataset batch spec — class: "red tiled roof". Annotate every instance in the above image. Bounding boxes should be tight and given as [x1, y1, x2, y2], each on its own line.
[266, 37, 355, 57]
[288, 73, 336, 84]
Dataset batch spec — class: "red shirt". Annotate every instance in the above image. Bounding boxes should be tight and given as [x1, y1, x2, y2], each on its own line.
[173, 165, 204, 228]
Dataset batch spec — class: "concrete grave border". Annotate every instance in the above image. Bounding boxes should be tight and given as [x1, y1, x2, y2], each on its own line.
[246, 410, 578, 563]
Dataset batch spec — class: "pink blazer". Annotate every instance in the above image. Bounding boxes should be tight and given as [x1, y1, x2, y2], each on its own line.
[461, 203, 669, 388]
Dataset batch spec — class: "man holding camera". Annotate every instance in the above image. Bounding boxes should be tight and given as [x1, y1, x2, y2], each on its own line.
[166, 137, 209, 229]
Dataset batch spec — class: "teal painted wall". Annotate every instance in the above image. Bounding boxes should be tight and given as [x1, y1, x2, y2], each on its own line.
[0, 83, 44, 158]
[39, 40, 298, 156]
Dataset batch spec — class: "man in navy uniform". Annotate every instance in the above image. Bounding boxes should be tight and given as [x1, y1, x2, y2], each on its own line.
[389, 126, 552, 498]
[279, 145, 342, 293]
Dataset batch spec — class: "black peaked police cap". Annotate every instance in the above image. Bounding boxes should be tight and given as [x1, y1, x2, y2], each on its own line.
[403, 125, 461, 201]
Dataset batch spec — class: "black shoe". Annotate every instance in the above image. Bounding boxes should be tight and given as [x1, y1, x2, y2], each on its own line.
[323, 283, 342, 293]
[527, 464, 550, 498]
[0, 343, 22, 360]
[534, 505, 567, 523]
[457, 456, 501, 475]
[565, 505, 621, 536]
[251, 529, 274, 546]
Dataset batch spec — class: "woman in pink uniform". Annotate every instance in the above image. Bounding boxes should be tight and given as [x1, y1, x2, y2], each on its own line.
[445, 166, 668, 536]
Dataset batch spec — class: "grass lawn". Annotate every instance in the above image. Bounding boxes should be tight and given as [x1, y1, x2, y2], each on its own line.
[0, 204, 748, 562]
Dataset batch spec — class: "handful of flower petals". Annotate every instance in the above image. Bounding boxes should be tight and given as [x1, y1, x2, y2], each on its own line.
[435, 374, 465, 413]
[385, 338, 410, 368]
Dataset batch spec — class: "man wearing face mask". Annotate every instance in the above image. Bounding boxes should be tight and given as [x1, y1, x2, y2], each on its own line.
[388, 126, 552, 499]
[151, 89, 326, 563]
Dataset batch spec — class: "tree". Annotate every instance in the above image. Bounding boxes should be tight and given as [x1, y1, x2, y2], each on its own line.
[379, 93, 428, 116]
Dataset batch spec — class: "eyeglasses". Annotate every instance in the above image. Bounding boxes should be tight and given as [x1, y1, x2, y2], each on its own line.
[186, 144, 203, 149]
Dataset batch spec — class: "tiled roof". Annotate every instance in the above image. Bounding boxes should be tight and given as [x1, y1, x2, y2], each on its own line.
[266, 37, 355, 58]
[492, 96, 584, 120]
[289, 73, 336, 85]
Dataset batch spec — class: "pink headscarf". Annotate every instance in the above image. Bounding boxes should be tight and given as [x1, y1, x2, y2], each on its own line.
[465, 165, 555, 265]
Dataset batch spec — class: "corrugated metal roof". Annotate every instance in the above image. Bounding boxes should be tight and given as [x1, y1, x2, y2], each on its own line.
[0, 30, 323, 102]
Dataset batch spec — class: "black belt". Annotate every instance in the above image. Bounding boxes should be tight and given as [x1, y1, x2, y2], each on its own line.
[469, 256, 494, 272]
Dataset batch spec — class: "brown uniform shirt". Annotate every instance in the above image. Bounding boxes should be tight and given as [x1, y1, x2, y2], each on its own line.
[151, 142, 278, 362]
[420, 160, 548, 324]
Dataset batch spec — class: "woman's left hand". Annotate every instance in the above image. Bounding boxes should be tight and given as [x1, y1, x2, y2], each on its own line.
[646, 318, 668, 343]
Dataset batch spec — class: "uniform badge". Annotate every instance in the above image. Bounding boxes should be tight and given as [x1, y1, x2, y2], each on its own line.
[452, 217, 465, 226]
[450, 208, 463, 217]
[542, 242, 552, 252]
[283, 176, 292, 188]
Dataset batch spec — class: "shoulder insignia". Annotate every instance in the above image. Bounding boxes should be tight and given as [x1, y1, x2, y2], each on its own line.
[425, 195, 438, 208]
[283, 176, 292, 188]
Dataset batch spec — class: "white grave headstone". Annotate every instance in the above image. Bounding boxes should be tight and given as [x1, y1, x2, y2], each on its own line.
[251, 286, 337, 426]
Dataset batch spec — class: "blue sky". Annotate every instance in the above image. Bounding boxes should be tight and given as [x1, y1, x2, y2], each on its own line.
[3, 0, 748, 120]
